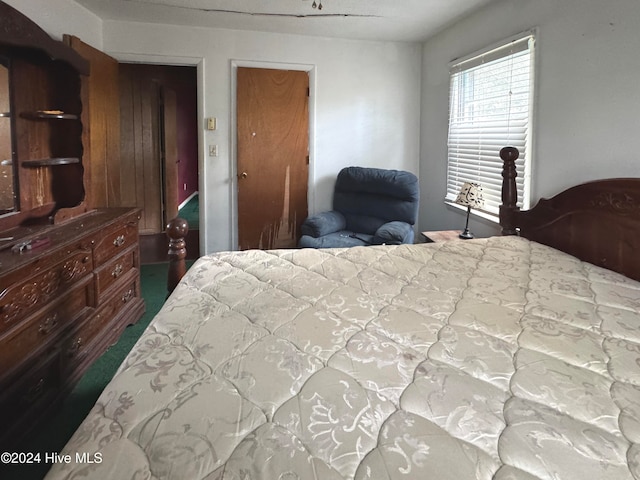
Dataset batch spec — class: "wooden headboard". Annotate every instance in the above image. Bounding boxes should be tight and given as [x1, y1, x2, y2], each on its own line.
[500, 147, 640, 281]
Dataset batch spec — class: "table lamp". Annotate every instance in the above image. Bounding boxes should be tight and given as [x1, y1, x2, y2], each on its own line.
[455, 182, 484, 239]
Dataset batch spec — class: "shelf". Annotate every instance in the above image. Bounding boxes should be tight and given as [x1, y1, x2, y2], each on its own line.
[22, 157, 80, 167]
[20, 111, 79, 120]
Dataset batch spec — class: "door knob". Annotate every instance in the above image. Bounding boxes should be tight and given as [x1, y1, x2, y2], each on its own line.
[240, 172, 248, 179]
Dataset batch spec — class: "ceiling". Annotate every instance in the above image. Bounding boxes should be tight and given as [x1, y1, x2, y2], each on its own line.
[72, 0, 495, 43]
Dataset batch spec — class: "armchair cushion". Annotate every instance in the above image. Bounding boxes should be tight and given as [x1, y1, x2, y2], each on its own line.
[300, 211, 346, 238]
[298, 166, 419, 249]
[299, 231, 372, 249]
[334, 167, 419, 231]
[373, 221, 415, 245]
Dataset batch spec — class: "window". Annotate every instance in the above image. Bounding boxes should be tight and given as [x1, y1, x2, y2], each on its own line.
[446, 32, 535, 218]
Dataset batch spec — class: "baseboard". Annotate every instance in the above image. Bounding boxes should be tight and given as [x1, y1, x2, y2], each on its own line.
[178, 191, 199, 211]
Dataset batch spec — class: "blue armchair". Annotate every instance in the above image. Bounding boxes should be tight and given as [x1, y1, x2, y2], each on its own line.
[298, 166, 419, 248]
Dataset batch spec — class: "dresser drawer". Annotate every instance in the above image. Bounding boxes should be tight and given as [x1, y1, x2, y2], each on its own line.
[0, 275, 93, 380]
[0, 249, 93, 333]
[94, 246, 137, 303]
[63, 269, 140, 368]
[95, 269, 141, 331]
[0, 351, 61, 432]
[93, 221, 139, 267]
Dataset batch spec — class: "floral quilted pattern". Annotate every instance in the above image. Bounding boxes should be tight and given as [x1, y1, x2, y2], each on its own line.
[46, 237, 640, 480]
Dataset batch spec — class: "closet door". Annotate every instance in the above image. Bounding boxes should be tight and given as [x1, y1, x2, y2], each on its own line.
[237, 67, 309, 250]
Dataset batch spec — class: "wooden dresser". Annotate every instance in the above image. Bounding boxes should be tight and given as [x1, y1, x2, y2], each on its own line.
[0, 208, 144, 446]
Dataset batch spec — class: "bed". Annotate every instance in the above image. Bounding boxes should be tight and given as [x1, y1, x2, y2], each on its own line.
[45, 147, 640, 480]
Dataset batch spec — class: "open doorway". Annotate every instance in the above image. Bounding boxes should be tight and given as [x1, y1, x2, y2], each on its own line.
[119, 63, 199, 263]
[63, 37, 200, 262]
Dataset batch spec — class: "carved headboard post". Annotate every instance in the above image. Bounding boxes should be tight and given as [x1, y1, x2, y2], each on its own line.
[167, 217, 189, 295]
[499, 146, 520, 235]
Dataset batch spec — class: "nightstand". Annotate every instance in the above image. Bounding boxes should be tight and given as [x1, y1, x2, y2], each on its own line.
[421, 230, 463, 243]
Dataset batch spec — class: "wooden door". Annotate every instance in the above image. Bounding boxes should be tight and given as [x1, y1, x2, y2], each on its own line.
[237, 67, 309, 250]
[119, 67, 181, 234]
[160, 87, 179, 226]
[119, 70, 162, 233]
[64, 35, 121, 209]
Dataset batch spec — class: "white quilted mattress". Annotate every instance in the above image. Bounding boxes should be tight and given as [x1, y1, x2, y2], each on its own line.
[46, 236, 640, 479]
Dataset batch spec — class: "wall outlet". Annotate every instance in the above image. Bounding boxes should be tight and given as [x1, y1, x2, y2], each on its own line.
[209, 144, 218, 157]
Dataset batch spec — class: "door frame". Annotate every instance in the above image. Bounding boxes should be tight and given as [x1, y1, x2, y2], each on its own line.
[231, 60, 316, 250]
[114, 52, 206, 256]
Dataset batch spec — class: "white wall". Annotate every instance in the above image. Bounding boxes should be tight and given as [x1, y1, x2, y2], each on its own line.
[103, 22, 422, 253]
[420, 0, 640, 238]
[4, 0, 102, 48]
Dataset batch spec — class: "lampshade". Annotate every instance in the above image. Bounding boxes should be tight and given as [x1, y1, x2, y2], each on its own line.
[455, 182, 484, 209]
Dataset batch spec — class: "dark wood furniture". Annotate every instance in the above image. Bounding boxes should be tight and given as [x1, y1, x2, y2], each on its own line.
[167, 216, 189, 295]
[0, 2, 145, 446]
[500, 146, 640, 282]
[421, 230, 463, 243]
[0, 208, 143, 447]
[167, 147, 640, 293]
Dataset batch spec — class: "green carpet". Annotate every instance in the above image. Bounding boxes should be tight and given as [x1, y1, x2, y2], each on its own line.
[178, 193, 199, 230]
[2, 263, 185, 480]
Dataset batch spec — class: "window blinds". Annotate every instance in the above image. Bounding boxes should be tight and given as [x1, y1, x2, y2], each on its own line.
[446, 34, 534, 217]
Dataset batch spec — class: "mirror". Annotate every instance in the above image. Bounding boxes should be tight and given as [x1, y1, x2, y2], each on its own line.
[0, 57, 15, 215]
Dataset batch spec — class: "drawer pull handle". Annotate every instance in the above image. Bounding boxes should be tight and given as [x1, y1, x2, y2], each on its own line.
[38, 313, 59, 335]
[67, 337, 82, 357]
[112, 264, 124, 278]
[122, 289, 134, 303]
[113, 235, 126, 247]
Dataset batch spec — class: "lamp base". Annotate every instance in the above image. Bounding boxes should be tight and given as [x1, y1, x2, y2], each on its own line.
[459, 229, 474, 239]
[459, 206, 475, 239]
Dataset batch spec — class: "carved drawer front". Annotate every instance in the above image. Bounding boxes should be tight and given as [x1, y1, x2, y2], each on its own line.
[93, 221, 139, 267]
[94, 269, 141, 330]
[63, 269, 140, 368]
[95, 246, 137, 303]
[0, 351, 61, 432]
[0, 276, 93, 380]
[0, 249, 93, 334]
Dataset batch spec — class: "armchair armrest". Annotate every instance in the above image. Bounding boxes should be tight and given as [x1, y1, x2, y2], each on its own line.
[373, 221, 414, 245]
[300, 211, 347, 238]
